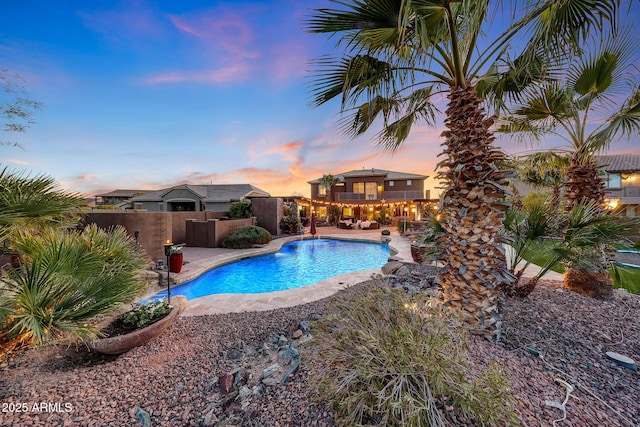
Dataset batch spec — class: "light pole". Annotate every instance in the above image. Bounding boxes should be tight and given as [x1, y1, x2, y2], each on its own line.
[163, 240, 173, 305]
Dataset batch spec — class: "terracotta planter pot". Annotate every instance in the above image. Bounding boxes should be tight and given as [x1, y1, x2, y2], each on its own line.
[88, 296, 187, 355]
[169, 252, 183, 273]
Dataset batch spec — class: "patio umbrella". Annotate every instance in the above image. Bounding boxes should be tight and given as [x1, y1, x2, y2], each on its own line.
[310, 214, 317, 238]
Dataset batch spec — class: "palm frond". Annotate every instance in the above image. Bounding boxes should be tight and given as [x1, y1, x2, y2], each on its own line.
[2, 225, 147, 345]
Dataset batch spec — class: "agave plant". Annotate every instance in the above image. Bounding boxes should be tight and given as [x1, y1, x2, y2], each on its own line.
[0, 224, 147, 345]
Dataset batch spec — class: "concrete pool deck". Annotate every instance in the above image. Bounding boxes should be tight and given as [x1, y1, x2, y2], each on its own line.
[156, 226, 563, 316]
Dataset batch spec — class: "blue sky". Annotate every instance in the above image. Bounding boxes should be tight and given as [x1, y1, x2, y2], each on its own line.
[1, 1, 639, 199]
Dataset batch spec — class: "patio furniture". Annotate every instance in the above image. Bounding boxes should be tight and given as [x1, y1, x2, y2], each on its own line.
[337, 220, 353, 229]
[360, 220, 379, 230]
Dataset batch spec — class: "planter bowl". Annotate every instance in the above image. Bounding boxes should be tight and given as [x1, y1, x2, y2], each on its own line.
[88, 295, 187, 355]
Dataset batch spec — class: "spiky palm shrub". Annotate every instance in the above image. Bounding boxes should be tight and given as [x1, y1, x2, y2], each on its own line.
[0, 167, 84, 243]
[0, 224, 147, 345]
[502, 193, 561, 296]
[312, 287, 519, 427]
[545, 201, 640, 298]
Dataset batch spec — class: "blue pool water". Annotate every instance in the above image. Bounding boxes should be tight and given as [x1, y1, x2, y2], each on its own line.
[155, 238, 390, 300]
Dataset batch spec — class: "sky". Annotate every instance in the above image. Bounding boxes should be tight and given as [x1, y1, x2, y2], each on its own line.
[1, 0, 639, 200]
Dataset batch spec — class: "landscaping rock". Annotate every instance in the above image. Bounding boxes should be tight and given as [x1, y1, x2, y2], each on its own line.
[134, 406, 151, 427]
[218, 372, 234, 394]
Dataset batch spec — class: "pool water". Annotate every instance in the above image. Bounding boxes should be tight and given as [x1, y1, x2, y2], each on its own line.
[156, 238, 390, 300]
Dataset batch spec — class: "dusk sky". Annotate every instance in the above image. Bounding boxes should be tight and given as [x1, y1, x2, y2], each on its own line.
[2, 1, 639, 199]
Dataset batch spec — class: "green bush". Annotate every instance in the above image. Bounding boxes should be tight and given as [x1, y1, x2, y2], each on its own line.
[228, 200, 252, 218]
[222, 225, 272, 249]
[279, 215, 301, 233]
[122, 300, 172, 329]
[312, 287, 519, 427]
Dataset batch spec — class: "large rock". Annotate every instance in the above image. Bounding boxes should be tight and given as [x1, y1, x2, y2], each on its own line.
[382, 261, 403, 275]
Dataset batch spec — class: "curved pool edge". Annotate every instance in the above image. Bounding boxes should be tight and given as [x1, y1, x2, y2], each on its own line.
[180, 268, 382, 316]
[141, 231, 413, 316]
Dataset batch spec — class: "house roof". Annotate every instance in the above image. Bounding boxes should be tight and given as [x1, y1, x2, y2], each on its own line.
[308, 168, 428, 184]
[96, 189, 149, 198]
[130, 184, 270, 203]
[597, 154, 640, 173]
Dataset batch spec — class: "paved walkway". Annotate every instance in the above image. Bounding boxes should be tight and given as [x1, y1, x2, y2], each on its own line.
[152, 226, 562, 316]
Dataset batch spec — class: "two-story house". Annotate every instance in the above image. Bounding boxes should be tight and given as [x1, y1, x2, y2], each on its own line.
[600, 154, 640, 217]
[307, 168, 430, 222]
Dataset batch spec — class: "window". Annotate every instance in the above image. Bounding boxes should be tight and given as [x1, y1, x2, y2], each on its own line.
[605, 173, 621, 188]
[353, 182, 377, 199]
[318, 185, 326, 196]
[389, 181, 395, 187]
[365, 182, 377, 200]
[406, 180, 412, 186]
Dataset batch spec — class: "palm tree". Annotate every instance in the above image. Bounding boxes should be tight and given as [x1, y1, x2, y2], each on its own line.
[545, 201, 640, 298]
[0, 169, 147, 348]
[1, 225, 147, 345]
[499, 29, 640, 211]
[319, 174, 341, 223]
[307, 1, 619, 339]
[498, 30, 640, 297]
[0, 167, 84, 243]
[515, 152, 570, 206]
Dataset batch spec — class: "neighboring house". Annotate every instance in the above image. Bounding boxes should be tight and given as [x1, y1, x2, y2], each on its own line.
[307, 168, 431, 222]
[599, 154, 640, 217]
[128, 184, 270, 213]
[95, 189, 149, 207]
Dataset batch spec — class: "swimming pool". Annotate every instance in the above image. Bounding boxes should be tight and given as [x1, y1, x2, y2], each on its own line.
[155, 238, 390, 300]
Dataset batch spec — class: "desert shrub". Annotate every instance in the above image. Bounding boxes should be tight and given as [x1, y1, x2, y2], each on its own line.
[222, 225, 271, 249]
[0, 224, 147, 345]
[228, 200, 252, 218]
[311, 287, 519, 427]
[279, 216, 301, 233]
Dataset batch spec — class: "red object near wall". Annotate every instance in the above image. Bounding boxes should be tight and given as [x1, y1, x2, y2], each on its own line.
[169, 253, 183, 273]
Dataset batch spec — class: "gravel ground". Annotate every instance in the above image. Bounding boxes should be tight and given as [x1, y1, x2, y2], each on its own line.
[1, 266, 639, 427]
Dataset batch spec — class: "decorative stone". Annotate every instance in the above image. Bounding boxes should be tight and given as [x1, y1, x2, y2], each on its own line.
[381, 261, 403, 275]
[292, 329, 303, 339]
[218, 372, 234, 394]
[299, 320, 311, 334]
[227, 349, 243, 360]
[262, 363, 283, 379]
[276, 335, 288, 347]
[134, 406, 151, 427]
[606, 351, 637, 371]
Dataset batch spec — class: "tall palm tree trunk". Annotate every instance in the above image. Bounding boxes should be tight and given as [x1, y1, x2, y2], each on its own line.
[438, 85, 514, 340]
[564, 155, 612, 297]
[564, 155, 606, 211]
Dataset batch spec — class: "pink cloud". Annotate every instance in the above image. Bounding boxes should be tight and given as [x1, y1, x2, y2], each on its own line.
[144, 63, 252, 84]
[168, 12, 258, 59]
[3, 158, 30, 166]
[268, 41, 308, 82]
